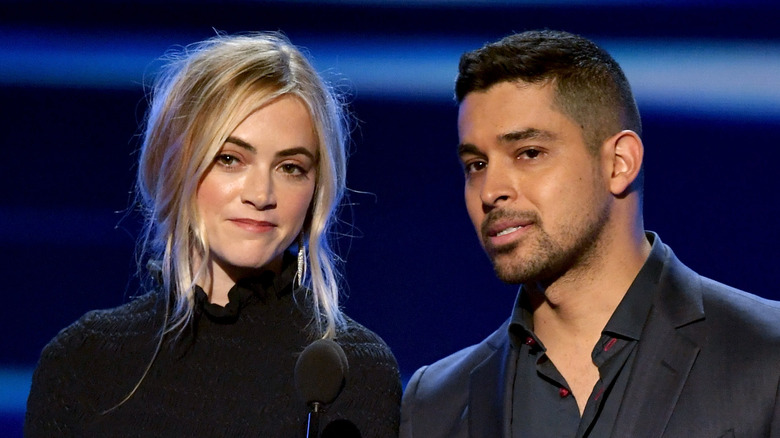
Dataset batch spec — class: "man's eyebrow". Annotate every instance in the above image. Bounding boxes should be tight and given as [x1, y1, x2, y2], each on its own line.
[457, 128, 557, 158]
[499, 128, 556, 143]
[457, 143, 483, 158]
[224, 136, 256, 152]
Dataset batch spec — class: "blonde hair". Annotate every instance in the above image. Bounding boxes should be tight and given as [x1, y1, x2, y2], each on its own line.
[137, 32, 347, 338]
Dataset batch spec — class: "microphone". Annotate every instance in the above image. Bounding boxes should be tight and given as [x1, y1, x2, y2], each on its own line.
[321, 419, 362, 438]
[294, 339, 349, 438]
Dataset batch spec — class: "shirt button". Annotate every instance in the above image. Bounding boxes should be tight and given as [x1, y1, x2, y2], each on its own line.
[559, 387, 570, 398]
[524, 337, 537, 346]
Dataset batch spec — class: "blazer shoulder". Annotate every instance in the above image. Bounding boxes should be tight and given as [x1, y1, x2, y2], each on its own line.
[401, 320, 509, 428]
[407, 319, 509, 401]
[657, 242, 780, 343]
[699, 277, 780, 341]
[401, 320, 510, 438]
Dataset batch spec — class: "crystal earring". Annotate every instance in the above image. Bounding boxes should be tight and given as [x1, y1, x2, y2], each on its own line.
[296, 233, 305, 288]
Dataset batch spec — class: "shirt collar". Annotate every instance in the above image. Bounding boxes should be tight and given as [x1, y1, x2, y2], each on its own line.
[603, 231, 664, 340]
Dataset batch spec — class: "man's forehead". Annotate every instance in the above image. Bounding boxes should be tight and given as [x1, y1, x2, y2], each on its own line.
[457, 81, 576, 138]
[459, 81, 556, 115]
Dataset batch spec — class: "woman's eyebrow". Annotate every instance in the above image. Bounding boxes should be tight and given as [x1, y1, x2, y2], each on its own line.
[276, 147, 316, 160]
[224, 136, 256, 152]
[224, 137, 316, 161]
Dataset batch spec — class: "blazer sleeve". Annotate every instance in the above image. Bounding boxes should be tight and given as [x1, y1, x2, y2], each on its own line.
[400, 365, 428, 438]
[772, 377, 780, 437]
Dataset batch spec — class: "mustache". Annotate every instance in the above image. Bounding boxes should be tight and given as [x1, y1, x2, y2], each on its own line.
[480, 209, 540, 241]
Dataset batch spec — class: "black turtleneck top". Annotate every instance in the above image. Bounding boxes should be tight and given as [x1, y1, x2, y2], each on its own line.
[25, 262, 401, 437]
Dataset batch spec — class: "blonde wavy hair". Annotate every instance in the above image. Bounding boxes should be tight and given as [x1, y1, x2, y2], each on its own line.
[137, 32, 347, 338]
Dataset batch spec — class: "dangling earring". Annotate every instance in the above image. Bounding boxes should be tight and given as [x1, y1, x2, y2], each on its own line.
[296, 233, 305, 289]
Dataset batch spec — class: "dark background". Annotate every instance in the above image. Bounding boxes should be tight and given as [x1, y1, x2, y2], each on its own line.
[2, 0, 779, 435]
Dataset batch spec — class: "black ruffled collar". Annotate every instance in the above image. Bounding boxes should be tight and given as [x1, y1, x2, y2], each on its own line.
[194, 254, 298, 323]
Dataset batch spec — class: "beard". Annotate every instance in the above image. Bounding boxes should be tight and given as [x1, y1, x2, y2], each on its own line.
[481, 203, 610, 285]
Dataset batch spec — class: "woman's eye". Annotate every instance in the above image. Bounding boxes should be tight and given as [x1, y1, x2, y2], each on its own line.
[280, 163, 305, 175]
[215, 154, 240, 167]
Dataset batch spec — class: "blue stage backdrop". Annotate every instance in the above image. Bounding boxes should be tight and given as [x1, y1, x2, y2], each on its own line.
[1, 1, 779, 436]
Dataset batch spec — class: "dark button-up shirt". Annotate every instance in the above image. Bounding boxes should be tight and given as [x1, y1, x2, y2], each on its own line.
[509, 233, 665, 437]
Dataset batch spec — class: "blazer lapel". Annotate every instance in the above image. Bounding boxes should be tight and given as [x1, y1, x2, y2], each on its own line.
[611, 242, 706, 437]
[468, 322, 514, 438]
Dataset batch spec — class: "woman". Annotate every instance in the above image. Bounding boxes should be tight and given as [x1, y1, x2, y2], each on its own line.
[25, 32, 401, 437]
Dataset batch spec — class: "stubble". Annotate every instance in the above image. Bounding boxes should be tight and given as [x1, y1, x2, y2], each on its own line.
[482, 203, 610, 285]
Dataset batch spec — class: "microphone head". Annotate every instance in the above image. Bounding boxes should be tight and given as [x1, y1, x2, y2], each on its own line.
[294, 339, 349, 406]
[322, 419, 362, 438]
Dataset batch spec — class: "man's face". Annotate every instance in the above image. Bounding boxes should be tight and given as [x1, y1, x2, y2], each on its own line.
[457, 81, 612, 284]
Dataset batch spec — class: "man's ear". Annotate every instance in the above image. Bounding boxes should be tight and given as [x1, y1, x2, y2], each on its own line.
[603, 130, 643, 196]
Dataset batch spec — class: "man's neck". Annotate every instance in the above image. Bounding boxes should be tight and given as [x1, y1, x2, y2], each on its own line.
[529, 228, 651, 343]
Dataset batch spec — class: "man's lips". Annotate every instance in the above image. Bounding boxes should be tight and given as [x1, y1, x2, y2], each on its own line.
[481, 211, 537, 248]
[495, 225, 523, 237]
[485, 223, 528, 247]
[485, 219, 532, 237]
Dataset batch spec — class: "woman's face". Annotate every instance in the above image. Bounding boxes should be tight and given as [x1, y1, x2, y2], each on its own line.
[197, 94, 317, 281]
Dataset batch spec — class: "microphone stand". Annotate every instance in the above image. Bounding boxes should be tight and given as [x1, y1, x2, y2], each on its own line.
[305, 401, 322, 438]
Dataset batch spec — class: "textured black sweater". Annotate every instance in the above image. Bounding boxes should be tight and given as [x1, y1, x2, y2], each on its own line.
[25, 267, 401, 437]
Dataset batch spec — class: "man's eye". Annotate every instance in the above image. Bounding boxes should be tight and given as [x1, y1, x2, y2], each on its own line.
[520, 149, 542, 159]
[464, 161, 487, 175]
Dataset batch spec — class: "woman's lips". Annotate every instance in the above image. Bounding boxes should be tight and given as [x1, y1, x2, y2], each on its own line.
[229, 218, 277, 233]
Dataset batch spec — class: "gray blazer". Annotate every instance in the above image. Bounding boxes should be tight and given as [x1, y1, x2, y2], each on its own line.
[401, 240, 780, 437]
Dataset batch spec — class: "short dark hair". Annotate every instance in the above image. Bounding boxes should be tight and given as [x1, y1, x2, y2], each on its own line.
[455, 29, 642, 153]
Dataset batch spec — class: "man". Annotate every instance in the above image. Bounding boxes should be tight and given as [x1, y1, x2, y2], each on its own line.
[400, 30, 780, 437]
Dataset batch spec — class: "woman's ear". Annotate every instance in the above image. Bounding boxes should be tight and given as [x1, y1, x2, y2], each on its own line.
[603, 130, 643, 196]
